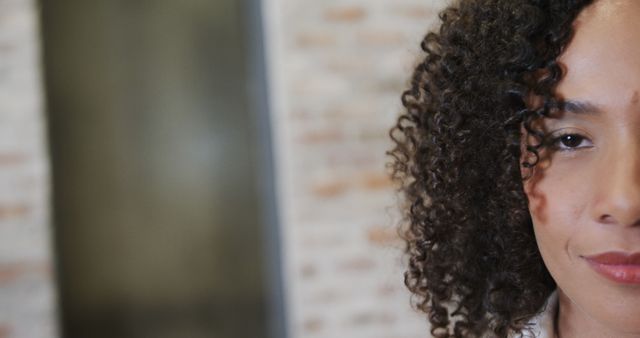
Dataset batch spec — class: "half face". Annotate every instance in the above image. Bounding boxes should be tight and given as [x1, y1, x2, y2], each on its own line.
[523, 0, 640, 335]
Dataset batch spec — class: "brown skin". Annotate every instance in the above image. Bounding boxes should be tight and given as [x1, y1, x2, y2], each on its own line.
[524, 1, 640, 337]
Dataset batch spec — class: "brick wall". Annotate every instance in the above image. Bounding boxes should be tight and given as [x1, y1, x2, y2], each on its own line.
[0, 0, 58, 337]
[262, 0, 447, 337]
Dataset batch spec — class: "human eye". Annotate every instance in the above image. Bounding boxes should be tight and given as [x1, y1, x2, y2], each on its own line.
[548, 131, 593, 152]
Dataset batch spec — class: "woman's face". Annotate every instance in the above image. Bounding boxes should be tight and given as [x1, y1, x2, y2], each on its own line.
[523, 0, 640, 334]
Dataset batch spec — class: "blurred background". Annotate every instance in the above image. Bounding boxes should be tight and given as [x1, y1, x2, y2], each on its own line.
[0, 0, 444, 337]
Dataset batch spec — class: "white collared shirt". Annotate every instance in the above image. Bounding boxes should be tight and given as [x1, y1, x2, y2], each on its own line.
[510, 290, 558, 338]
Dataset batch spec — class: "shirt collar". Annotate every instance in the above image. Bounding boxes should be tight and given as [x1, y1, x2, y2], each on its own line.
[510, 289, 558, 338]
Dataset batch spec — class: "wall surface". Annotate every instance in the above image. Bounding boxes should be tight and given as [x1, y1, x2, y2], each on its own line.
[263, 0, 447, 337]
[0, 0, 57, 337]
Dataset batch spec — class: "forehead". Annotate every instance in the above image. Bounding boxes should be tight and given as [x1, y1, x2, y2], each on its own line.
[556, 0, 640, 108]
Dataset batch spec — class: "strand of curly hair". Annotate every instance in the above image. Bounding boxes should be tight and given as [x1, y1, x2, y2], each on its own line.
[387, 0, 593, 337]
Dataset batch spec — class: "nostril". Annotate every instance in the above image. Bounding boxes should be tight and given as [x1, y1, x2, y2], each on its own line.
[598, 213, 640, 227]
[599, 214, 616, 224]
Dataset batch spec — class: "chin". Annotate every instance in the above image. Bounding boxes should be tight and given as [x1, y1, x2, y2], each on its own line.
[585, 290, 640, 334]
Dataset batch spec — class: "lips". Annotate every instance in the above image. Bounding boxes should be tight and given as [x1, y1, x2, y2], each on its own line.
[584, 252, 640, 284]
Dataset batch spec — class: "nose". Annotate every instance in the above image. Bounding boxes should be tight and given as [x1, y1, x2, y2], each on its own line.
[592, 146, 640, 227]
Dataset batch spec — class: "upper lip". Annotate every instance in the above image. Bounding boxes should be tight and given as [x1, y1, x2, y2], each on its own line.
[583, 252, 640, 265]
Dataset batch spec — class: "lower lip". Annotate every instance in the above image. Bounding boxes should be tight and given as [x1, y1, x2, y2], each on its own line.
[586, 260, 640, 284]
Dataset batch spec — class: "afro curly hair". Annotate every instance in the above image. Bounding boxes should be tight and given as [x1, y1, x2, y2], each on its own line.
[388, 0, 594, 337]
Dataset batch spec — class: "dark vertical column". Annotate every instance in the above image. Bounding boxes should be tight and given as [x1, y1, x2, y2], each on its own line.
[39, 0, 283, 337]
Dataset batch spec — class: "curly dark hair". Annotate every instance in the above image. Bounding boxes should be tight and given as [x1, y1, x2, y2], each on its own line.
[387, 0, 595, 337]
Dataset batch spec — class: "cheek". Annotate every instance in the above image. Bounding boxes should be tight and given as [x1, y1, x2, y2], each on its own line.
[526, 173, 583, 227]
[525, 172, 581, 286]
[527, 176, 573, 243]
[523, 157, 592, 259]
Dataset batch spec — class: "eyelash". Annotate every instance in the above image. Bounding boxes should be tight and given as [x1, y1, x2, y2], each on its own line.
[548, 132, 593, 152]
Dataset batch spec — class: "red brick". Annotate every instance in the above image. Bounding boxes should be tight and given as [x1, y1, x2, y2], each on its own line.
[311, 179, 349, 198]
[324, 6, 367, 22]
[392, 5, 437, 20]
[367, 225, 401, 247]
[300, 263, 317, 279]
[357, 30, 405, 46]
[308, 288, 341, 304]
[0, 262, 48, 285]
[0, 204, 30, 220]
[327, 153, 377, 168]
[0, 152, 27, 166]
[325, 57, 361, 73]
[298, 129, 344, 144]
[296, 32, 338, 48]
[357, 128, 388, 142]
[338, 257, 375, 272]
[0, 264, 24, 285]
[300, 233, 347, 249]
[322, 100, 377, 118]
[359, 172, 393, 190]
[303, 317, 324, 333]
[377, 283, 397, 297]
[349, 311, 396, 326]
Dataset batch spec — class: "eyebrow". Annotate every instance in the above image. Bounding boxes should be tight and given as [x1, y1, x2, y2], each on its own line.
[557, 99, 602, 115]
